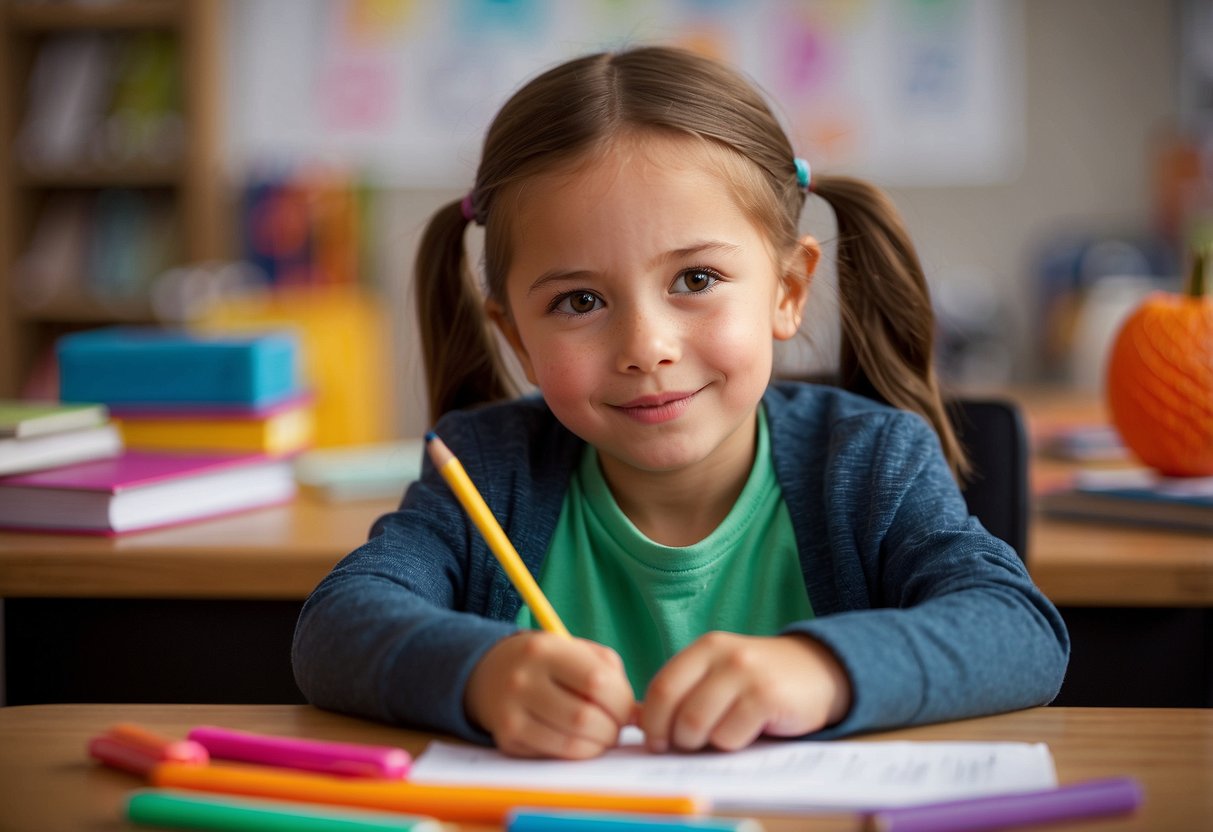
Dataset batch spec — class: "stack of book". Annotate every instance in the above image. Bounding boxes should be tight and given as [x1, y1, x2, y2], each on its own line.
[0, 327, 307, 536]
[1038, 468, 1213, 534]
[0, 400, 121, 476]
[58, 326, 315, 458]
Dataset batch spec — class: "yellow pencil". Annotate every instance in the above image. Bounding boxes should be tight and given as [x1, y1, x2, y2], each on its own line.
[425, 431, 570, 637]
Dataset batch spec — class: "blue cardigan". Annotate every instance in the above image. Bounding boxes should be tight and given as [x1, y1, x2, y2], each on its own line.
[292, 383, 1069, 743]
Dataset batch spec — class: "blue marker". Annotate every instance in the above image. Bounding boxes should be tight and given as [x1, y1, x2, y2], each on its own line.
[507, 810, 764, 832]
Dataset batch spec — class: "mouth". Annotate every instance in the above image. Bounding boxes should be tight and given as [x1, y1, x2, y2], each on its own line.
[612, 388, 702, 424]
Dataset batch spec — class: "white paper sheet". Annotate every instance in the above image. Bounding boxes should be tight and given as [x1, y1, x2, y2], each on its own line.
[409, 728, 1057, 813]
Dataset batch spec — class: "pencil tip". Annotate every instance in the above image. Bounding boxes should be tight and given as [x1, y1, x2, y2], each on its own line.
[424, 430, 437, 442]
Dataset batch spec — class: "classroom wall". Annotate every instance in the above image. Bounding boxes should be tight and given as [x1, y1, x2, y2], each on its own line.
[375, 1, 1178, 438]
[891, 0, 1179, 383]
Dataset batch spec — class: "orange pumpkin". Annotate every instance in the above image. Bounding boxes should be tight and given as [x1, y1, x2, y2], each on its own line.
[1106, 246, 1213, 477]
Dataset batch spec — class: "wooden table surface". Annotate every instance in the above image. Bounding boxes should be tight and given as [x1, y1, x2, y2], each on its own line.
[0, 704, 1208, 832]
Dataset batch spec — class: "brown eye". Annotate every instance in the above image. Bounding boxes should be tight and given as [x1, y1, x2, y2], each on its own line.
[553, 291, 603, 315]
[673, 268, 719, 294]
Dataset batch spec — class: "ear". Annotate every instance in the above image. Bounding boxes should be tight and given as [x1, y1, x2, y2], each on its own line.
[484, 298, 538, 385]
[772, 235, 819, 341]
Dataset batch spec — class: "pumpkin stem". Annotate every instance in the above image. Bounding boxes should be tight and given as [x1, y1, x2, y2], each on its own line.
[1188, 244, 1210, 298]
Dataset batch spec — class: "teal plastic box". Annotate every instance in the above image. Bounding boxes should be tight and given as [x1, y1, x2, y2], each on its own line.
[57, 327, 301, 409]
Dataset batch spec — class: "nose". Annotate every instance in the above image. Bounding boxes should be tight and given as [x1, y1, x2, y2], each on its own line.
[613, 303, 681, 373]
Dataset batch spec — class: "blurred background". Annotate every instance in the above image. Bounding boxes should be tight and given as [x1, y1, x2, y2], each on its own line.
[0, 0, 1208, 442]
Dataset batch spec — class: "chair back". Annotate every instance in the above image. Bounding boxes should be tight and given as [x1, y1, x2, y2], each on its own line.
[947, 398, 1030, 561]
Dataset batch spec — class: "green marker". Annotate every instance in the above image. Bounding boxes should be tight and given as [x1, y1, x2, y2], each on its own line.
[127, 789, 446, 831]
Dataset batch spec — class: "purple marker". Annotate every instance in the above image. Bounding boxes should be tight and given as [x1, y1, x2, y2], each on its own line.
[187, 725, 411, 779]
[866, 777, 1143, 832]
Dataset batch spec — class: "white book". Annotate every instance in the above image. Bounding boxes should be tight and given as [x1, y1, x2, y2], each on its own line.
[0, 423, 122, 477]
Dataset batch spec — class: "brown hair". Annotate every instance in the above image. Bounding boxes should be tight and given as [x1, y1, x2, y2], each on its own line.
[415, 46, 968, 478]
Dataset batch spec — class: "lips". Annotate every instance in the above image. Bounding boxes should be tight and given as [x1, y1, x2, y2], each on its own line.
[617, 391, 696, 409]
[612, 389, 700, 425]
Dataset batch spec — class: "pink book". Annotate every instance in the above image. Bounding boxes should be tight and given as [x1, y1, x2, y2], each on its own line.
[0, 450, 297, 535]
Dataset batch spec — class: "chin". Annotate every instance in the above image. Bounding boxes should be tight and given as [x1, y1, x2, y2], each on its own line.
[606, 439, 713, 474]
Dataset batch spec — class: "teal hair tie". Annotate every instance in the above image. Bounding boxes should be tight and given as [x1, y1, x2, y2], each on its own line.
[794, 157, 811, 191]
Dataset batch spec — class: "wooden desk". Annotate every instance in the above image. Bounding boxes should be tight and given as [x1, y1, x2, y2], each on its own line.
[997, 388, 1213, 708]
[0, 494, 386, 599]
[0, 495, 390, 705]
[0, 704, 1207, 832]
[1012, 387, 1213, 608]
[1030, 519, 1212, 607]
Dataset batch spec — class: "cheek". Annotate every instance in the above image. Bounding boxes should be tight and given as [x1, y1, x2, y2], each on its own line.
[699, 307, 775, 370]
[527, 344, 598, 407]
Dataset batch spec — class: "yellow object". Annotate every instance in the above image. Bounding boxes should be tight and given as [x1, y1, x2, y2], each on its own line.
[193, 285, 391, 447]
[151, 761, 702, 824]
[118, 405, 314, 457]
[426, 433, 570, 638]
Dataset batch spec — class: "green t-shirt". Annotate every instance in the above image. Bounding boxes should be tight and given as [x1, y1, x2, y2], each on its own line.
[517, 409, 813, 696]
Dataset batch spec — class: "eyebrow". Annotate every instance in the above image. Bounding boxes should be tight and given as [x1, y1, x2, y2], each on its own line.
[526, 240, 743, 295]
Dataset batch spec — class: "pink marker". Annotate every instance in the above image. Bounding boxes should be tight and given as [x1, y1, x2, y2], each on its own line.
[187, 725, 411, 779]
[88, 723, 210, 776]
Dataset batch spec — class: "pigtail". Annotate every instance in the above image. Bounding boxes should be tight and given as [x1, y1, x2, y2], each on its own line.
[812, 175, 970, 480]
[415, 199, 516, 423]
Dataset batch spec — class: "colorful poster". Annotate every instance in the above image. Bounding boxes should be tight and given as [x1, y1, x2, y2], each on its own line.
[226, 0, 1023, 186]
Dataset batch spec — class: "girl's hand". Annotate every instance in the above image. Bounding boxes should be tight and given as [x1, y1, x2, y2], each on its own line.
[465, 631, 636, 759]
[638, 632, 853, 753]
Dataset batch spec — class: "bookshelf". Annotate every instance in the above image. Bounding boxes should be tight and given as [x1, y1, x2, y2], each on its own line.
[0, 0, 224, 398]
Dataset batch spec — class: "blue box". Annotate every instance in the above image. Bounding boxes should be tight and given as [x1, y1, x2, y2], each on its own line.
[57, 327, 301, 409]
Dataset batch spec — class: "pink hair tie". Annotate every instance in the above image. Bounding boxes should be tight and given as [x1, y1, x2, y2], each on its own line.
[460, 192, 477, 224]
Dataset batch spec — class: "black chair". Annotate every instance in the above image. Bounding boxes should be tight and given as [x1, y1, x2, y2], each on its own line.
[947, 398, 1030, 562]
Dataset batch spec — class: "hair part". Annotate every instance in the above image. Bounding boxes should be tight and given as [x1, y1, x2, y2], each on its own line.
[414, 45, 968, 479]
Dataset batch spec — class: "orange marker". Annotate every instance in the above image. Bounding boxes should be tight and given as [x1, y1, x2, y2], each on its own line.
[152, 761, 704, 824]
[88, 723, 209, 776]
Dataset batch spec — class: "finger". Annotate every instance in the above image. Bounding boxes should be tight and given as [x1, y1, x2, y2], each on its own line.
[550, 640, 636, 727]
[668, 671, 742, 752]
[639, 649, 713, 752]
[705, 695, 770, 752]
[531, 679, 625, 749]
[523, 705, 618, 759]
[496, 734, 546, 759]
[494, 695, 612, 760]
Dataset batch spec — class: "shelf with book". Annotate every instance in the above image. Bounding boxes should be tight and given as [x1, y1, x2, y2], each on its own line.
[0, 0, 224, 399]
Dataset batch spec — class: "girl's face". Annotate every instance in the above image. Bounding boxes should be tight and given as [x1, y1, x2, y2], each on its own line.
[489, 134, 812, 482]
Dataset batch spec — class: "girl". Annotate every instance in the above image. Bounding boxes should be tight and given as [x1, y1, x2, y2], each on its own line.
[293, 46, 1068, 760]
